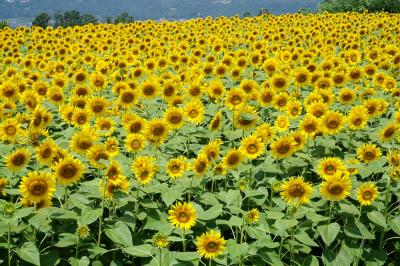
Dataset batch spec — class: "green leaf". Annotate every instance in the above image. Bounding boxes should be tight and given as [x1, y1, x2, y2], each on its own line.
[17, 242, 40, 266]
[201, 204, 223, 220]
[80, 209, 103, 225]
[344, 218, 375, 239]
[295, 230, 318, 247]
[55, 233, 77, 248]
[302, 255, 319, 266]
[367, 211, 387, 228]
[227, 240, 249, 260]
[14, 207, 34, 219]
[172, 252, 201, 261]
[317, 223, 340, 247]
[123, 244, 154, 257]
[388, 217, 400, 235]
[105, 222, 133, 247]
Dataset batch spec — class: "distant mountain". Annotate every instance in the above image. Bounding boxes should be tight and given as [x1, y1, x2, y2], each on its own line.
[0, 0, 322, 20]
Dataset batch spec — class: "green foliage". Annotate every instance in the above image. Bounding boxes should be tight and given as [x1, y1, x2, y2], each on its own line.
[0, 20, 9, 29]
[319, 0, 400, 13]
[114, 12, 134, 24]
[53, 10, 97, 28]
[32, 12, 51, 28]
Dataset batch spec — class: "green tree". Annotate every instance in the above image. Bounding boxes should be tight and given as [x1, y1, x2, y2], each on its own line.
[258, 8, 269, 15]
[53, 11, 64, 28]
[106, 16, 114, 24]
[318, 0, 400, 13]
[114, 12, 134, 24]
[32, 12, 51, 28]
[62, 10, 83, 27]
[242, 11, 252, 18]
[0, 20, 9, 29]
[82, 13, 97, 24]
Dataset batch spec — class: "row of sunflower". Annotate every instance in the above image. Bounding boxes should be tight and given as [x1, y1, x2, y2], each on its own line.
[0, 11, 399, 266]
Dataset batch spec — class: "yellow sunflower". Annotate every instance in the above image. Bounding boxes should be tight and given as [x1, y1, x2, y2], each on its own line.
[357, 182, 378, 206]
[270, 136, 296, 159]
[166, 156, 188, 179]
[125, 133, 145, 152]
[168, 202, 197, 230]
[379, 123, 397, 142]
[20, 171, 56, 203]
[280, 176, 313, 205]
[185, 99, 205, 125]
[317, 157, 346, 179]
[196, 230, 226, 259]
[321, 110, 345, 135]
[233, 105, 259, 131]
[223, 148, 244, 170]
[132, 156, 157, 185]
[320, 173, 352, 202]
[164, 106, 185, 130]
[357, 143, 381, 163]
[144, 118, 170, 146]
[240, 134, 265, 160]
[209, 111, 223, 131]
[53, 157, 85, 185]
[5, 148, 31, 172]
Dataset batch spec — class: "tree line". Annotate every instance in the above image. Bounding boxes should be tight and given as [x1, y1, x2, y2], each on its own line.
[29, 10, 134, 28]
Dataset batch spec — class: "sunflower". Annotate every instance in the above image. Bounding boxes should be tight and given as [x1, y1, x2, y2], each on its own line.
[274, 115, 290, 132]
[119, 89, 138, 109]
[306, 101, 328, 118]
[299, 115, 320, 137]
[240, 134, 265, 160]
[95, 117, 115, 135]
[5, 148, 31, 172]
[240, 79, 259, 99]
[185, 99, 205, 124]
[270, 136, 296, 159]
[387, 150, 400, 168]
[286, 100, 302, 119]
[140, 79, 160, 99]
[346, 106, 369, 130]
[280, 176, 313, 205]
[209, 111, 223, 131]
[293, 68, 310, 87]
[225, 88, 246, 110]
[47, 86, 65, 105]
[223, 148, 244, 170]
[168, 202, 197, 230]
[207, 80, 225, 100]
[379, 123, 397, 142]
[338, 88, 356, 105]
[106, 160, 124, 181]
[53, 156, 84, 185]
[196, 230, 226, 259]
[193, 153, 209, 176]
[21, 198, 52, 209]
[0, 118, 23, 143]
[245, 208, 260, 224]
[87, 96, 109, 116]
[0, 178, 8, 196]
[273, 92, 290, 111]
[320, 173, 352, 202]
[357, 182, 378, 206]
[270, 74, 289, 91]
[290, 131, 307, 151]
[71, 108, 90, 128]
[317, 157, 346, 179]
[320, 110, 345, 135]
[166, 156, 188, 179]
[132, 156, 157, 185]
[144, 118, 170, 146]
[125, 133, 145, 152]
[255, 123, 275, 144]
[258, 87, 275, 107]
[87, 145, 109, 169]
[105, 137, 119, 158]
[234, 105, 259, 131]
[357, 143, 381, 163]
[152, 233, 170, 248]
[202, 139, 223, 161]
[99, 176, 129, 198]
[19, 171, 56, 203]
[164, 106, 185, 130]
[70, 127, 97, 154]
[123, 114, 147, 134]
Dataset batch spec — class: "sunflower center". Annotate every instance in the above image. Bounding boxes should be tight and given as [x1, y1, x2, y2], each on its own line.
[305, 123, 316, 132]
[362, 190, 372, 200]
[327, 183, 344, 195]
[170, 164, 180, 173]
[262, 93, 273, 103]
[170, 114, 182, 124]
[5, 125, 17, 135]
[4, 87, 15, 97]
[353, 118, 362, 126]
[206, 241, 218, 252]
[341, 93, 352, 101]
[196, 161, 207, 173]
[324, 165, 336, 175]
[289, 184, 305, 197]
[52, 94, 62, 101]
[231, 95, 242, 105]
[364, 151, 375, 160]
[211, 117, 221, 129]
[92, 102, 104, 113]
[274, 78, 286, 88]
[143, 85, 155, 96]
[78, 137, 92, 150]
[152, 124, 165, 136]
[384, 127, 395, 138]
[327, 118, 339, 129]
[177, 212, 190, 223]
[247, 144, 258, 154]
[76, 73, 86, 82]
[122, 92, 134, 103]
[189, 109, 198, 118]
[12, 153, 26, 166]
[297, 74, 307, 83]
[29, 180, 48, 196]
[140, 170, 149, 180]
[61, 164, 78, 179]
[164, 86, 174, 97]
[277, 143, 290, 154]
[130, 122, 142, 133]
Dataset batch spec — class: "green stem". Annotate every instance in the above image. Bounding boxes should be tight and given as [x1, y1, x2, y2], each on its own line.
[64, 185, 68, 209]
[97, 180, 107, 247]
[379, 175, 392, 249]
[8, 222, 11, 266]
[135, 185, 141, 216]
[75, 236, 79, 259]
[182, 229, 186, 252]
[159, 248, 162, 266]
[188, 177, 193, 202]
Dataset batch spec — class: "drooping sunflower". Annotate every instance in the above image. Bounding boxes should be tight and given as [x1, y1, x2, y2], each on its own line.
[105, 160, 124, 181]
[387, 150, 400, 168]
[166, 156, 188, 179]
[53, 156, 84, 185]
[202, 139, 223, 162]
[223, 148, 244, 170]
[0, 178, 8, 196]
[87, 144, 109, 169]
[317, 157, 346, 179]
[240, 134, 265, 160]
[99, 176, 130, 198]
[144, 118, 170, 146]
[357, 143, 382, 163]
[379, 123, 398, 142]
[320, 173, 352, 202]
[320, 110, 345, 135]
[233, 105, 259, 131]
[185, 99, 205, 125]
[5, 148, 31, 172]
[255, 123, 275, 144]
[19, 171, 56, 203]
[357, 182, 378, 206]
[125, 133, 145, 152]
[132, 156, 157, 185]
[192, 153, 209, 176]
[209, 111, 223, 131]
[244, 208, 260, 224]
[168, 202, 197, 230]
[280, 176, 313, 205]
[270, 136, 296, 159]
[196, 230, 226, 259]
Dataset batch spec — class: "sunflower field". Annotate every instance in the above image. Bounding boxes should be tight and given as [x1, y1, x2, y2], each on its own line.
[0, 11, 400, 266]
